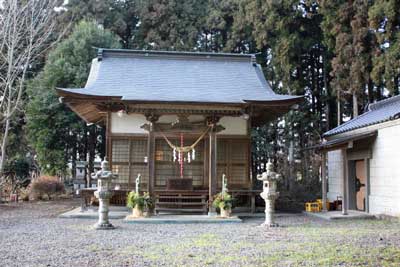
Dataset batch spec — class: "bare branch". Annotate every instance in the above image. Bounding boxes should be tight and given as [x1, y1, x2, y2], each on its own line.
[0, 0, 66, 176]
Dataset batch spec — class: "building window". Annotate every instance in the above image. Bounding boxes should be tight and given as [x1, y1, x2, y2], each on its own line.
[217, 139, 249, 188]
[111, 138, 148, 189]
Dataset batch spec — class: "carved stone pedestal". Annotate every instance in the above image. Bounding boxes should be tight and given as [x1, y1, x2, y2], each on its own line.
[92, 160, 117, 230]
[260, 194, 279, 227]
[94, 191, 114, 230]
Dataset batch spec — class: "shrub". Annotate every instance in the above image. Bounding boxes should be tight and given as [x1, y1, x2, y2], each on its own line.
[126, 192, 153, 211]
[213, 192, 234, 210]
[29, 176, 65, 200]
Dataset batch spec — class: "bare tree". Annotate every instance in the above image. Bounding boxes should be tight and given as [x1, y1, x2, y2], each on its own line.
[0, 0, 64, 179]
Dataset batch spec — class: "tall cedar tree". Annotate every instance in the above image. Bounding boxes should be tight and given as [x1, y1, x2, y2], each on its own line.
[369, 0, 400, 96]
[135, 0, 207, 50]
[240, 1, 324, 191]
[321, 0, 375, 119]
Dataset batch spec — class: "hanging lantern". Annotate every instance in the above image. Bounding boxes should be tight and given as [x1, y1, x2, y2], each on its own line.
[192, 149, 196, 160]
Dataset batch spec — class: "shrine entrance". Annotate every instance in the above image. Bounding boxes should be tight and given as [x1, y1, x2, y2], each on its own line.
[154, 129, 209, 190]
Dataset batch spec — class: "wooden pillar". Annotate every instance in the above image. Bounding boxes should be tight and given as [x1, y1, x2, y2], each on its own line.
[208, 127, 217, 215]
[106, 112, 112, 165]
[342, 148, 348, 215]
[147, 130, 155, 195]
[206, 115, 220, 216]
[145, 113, 159, 197]
[321, 151, 328, 212]
[250, 194, 256, 213]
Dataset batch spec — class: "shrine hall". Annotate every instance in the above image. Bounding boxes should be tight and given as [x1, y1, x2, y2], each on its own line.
[56, 48, 303, 214]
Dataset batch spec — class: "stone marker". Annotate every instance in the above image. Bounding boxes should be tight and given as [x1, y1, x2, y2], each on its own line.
[257, 160, 281, 227]
[91, 159, 118, 230]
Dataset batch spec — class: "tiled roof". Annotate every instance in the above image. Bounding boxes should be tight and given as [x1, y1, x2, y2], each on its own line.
[57, 49, 302, 104]
[324, 95, 400, 137]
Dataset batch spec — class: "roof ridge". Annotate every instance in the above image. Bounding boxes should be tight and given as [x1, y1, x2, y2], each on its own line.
[96, 48, 254, 61]
[369, 94, 400, 111]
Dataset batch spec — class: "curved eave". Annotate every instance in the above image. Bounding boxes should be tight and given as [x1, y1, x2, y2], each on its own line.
[56, 87, 303, 125]
[249, 97, 304, 126]
[245, 95, 304, 105]
[56, 88, 119, 100]
[56, 88, 108, 124]
[57, 88, 303, 105]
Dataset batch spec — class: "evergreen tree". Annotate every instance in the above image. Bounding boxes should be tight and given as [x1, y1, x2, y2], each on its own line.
[26, 21, 120, 177]
[369, 0, 400, 96]
[135, 0, 208, 51]
[239, 0, 326, 191]
[321, 0, 375, 118]
[204, 0, 254, 53]
[64, 0, 139, 48]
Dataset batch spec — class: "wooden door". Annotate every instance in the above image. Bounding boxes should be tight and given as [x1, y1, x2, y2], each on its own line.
[355, 160, 366, 211]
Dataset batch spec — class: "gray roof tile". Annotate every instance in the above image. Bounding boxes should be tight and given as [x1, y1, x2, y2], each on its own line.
[324, 95, 400, 136]
[58, 49, 302, 104]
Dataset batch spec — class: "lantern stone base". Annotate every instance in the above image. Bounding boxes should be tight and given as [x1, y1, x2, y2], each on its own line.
[259, 222, 279, 228]
[94, 222, 115, 230]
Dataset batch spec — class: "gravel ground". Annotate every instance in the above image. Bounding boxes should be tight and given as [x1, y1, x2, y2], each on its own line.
[1, 200, 400, 267]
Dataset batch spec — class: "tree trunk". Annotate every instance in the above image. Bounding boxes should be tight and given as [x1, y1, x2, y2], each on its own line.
[0, 118, 11, 176]
[367, 78, 374, 104]
[353, 92, 358, 118]
[337, 93, 342, 126]
[394, 76, 399, 96]
[87, 126, 96, 187]
[71, 143, 77, 181]
[288, 119, 294, 191]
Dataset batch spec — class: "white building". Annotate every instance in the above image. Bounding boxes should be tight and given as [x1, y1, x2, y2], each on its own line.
[320, 95, 400, 217]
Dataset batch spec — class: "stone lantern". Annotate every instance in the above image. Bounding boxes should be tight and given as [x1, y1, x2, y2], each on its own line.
[91, 159, 118, 230]
[257, 160, 281, 227]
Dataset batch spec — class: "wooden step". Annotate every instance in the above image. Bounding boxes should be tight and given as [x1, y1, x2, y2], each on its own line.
[155, 207, 206, 213]
[156, 196, 206, 200]
[156, 202, 205, 206]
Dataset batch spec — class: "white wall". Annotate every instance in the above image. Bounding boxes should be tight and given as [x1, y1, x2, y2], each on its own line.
[111, 113, 247, 136]
[217, 116, 247, 135]
[327, 120, 400, 217]
[111, 113, 147, 134]
[368, 123, 400, 216]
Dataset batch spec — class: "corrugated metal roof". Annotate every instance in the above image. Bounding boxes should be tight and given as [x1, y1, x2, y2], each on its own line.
[324, 95, 400, 137]
[57, 49, 302, 104]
